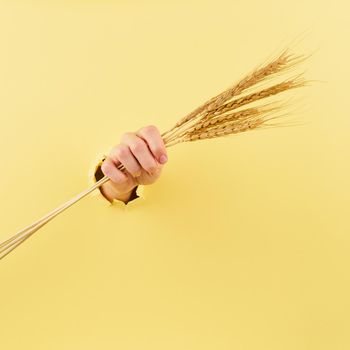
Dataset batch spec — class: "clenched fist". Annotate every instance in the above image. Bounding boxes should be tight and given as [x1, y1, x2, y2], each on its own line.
[100, 125, 168, 204]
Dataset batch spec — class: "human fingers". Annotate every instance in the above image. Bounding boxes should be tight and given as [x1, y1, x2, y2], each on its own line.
[109, 143, 142, 177]
[101, 156, 128, 184]
[136, 125, 168, 165]
[121, 132, 158, 175]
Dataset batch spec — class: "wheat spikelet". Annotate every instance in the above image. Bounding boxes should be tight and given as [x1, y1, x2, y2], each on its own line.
[200, 76, 305, 121]
[161, 48, 307, 142]
[165, 102, 283, 144]
[187, 118, 265, 141]
[163, 76, 306, 145]
[0, 47, 311, 261]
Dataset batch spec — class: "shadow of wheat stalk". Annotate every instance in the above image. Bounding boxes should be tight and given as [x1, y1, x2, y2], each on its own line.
[0, 47, 312, 260]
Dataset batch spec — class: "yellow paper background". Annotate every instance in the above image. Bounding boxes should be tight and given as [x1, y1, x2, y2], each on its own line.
[0, 1, 349, 349]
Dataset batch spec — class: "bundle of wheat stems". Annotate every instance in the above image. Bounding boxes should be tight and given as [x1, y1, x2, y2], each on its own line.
[0, 47, 310, 260]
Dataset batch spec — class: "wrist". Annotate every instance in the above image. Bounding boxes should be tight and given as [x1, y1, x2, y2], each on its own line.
[100, 183, 136, 204]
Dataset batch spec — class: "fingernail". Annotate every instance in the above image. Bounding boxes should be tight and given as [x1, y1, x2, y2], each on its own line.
[159, 154, 168, 164]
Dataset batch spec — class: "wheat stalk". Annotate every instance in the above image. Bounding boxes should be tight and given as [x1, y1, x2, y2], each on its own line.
[0, 47, 311, 260]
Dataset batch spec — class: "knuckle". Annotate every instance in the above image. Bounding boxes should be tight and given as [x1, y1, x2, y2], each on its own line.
[130, 140, 144, 153]
[122, 131, 134, 137]
[121, 131, 134, 142]
[144, 124, 158, 133]
[115, 144, 128, 158]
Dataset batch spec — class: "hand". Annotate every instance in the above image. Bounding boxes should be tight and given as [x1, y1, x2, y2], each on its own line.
[100, 125, 168, 203]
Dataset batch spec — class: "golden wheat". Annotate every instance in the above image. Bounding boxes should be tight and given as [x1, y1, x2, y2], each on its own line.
[0, 47, 310, 260]
[161, 49, 307, 142]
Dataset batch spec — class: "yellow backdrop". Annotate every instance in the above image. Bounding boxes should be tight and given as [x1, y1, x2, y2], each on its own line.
[0, 1, 349, 349]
